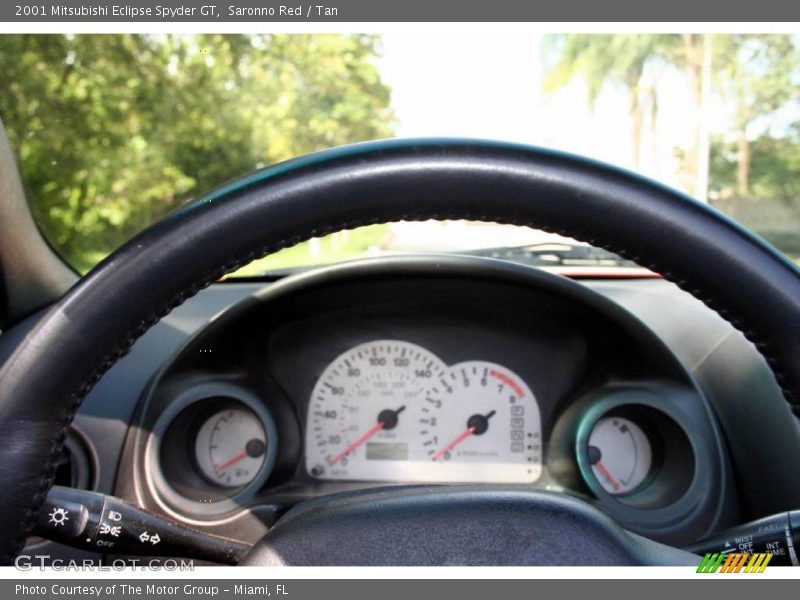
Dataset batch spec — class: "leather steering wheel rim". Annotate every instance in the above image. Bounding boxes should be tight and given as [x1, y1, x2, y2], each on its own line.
[1, 138, 800, 563]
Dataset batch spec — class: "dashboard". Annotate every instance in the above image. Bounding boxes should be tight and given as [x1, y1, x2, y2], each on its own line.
[113, 256, 736, 548]
[7, 254, 800, 560]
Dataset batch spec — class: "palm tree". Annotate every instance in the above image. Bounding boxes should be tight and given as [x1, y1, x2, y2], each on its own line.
[656, 34, 713, 199]
[543, 34, 667, 169]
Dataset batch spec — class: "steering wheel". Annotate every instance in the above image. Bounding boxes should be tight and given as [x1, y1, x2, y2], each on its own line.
[1, 139, 799, 565]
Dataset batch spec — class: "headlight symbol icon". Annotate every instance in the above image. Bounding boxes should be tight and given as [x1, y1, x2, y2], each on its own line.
[48, 507, 70, 526]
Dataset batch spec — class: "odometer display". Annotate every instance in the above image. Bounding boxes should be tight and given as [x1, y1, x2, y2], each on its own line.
[365, 442, 409, 461]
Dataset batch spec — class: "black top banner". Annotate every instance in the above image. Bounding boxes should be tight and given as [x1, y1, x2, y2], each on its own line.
[3, 0, 800, 22]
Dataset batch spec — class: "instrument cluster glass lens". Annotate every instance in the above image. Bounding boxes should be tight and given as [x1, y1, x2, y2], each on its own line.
[304, 340, 542, 483]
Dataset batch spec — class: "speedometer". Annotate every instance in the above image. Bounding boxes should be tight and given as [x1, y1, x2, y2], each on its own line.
[305, 340, 447, 481]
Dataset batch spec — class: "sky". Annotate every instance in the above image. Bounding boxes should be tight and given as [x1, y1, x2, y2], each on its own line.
[376, 33, 730, 193]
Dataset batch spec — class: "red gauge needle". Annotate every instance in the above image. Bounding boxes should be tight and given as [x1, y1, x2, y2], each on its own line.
[433, 426, 476, 461]
[433, 410, 496, 461]
[329, 421, 385, 465]
[329, 406, 406, 465]
[594, 459, 621, 492]
[216, 450, 247, 472]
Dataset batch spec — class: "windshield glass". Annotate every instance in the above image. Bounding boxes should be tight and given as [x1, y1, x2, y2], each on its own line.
[1, 33, 799, 275]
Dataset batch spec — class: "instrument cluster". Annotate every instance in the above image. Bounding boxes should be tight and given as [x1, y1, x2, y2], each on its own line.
[305, 340, 542, 483]
[123, 256, 731, 546]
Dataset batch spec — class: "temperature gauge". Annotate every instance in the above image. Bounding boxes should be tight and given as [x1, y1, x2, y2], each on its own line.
[586, 417, 652, 495]
[195, 407, 268, 488]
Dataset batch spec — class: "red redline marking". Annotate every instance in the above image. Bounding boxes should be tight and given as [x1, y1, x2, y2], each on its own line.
[432, 426, 477, 461]
[594, 460, 621, 492]
[489, 369, 524, 398]
[329, 421, 386, 465]
[215, 450, 248, 472]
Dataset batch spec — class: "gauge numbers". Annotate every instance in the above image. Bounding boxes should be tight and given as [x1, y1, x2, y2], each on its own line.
[305, 341, 542, 484]
[305, 341, 447, 481]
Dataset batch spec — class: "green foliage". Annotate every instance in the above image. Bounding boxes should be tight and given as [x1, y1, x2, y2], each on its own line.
[544, 34, 800, 199]
[711, 130, 800, 202]
[709, 131, 800, 261]
[0, 34, 393, 271]
[713, 35, 797, 131]
[233, 224, 390, 277]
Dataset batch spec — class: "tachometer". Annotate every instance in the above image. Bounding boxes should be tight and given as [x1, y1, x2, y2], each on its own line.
[305, 340, 447, 481]
[426, 361, 542, 483]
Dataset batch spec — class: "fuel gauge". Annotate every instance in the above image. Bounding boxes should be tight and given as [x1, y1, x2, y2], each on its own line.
[570, 392, 697, 519]
[586, 417, 652, 495]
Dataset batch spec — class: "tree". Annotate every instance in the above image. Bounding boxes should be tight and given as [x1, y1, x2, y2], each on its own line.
[709, 130, 800, 259]
[649, 34, 715, 199]
[713, 35, 797, 196]
[544, 34, 798, 201]
[711, 129, 800, 202]
[0, 34, 393, 271]
[543, 34, 668, 168]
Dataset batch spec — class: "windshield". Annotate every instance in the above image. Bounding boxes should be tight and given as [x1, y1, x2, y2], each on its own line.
[1, 33, 799, 276]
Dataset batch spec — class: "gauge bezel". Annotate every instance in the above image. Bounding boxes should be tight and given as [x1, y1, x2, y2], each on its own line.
[574, 387, 697, 513]
[145, 382, 278, 517]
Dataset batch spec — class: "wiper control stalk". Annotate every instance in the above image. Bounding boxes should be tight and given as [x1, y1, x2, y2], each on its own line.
[686, 510, 800, 566]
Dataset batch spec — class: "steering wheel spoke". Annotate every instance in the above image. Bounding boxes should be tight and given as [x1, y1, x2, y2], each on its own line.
[242, 486, 696, 566]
